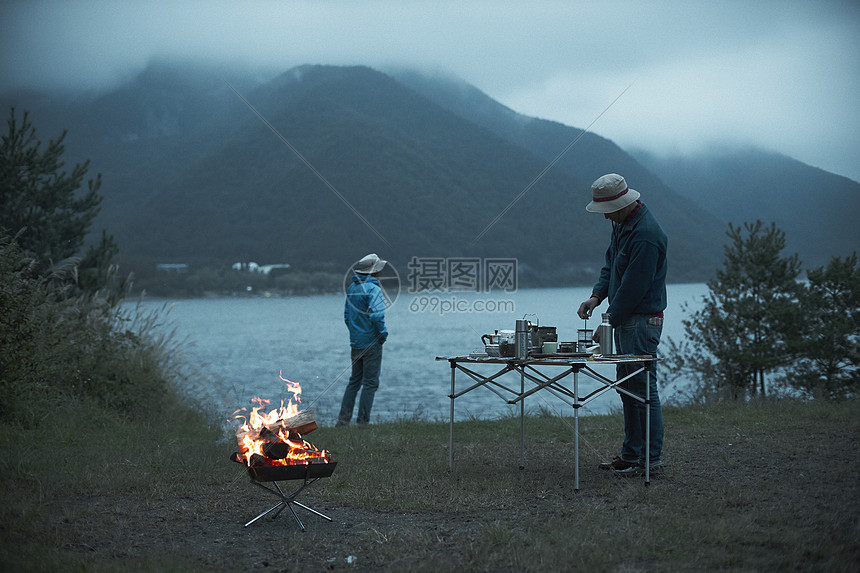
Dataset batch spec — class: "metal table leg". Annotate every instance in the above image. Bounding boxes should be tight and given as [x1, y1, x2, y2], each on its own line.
[449, 360, 455, 471]
[645, 367, 651, 486]
[519, 367, 525, 469]
[574, 368, 580, 491]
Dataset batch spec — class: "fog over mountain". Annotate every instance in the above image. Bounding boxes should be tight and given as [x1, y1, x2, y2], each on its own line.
[2, 62, 857, 285]
[2, 1, 858, 184]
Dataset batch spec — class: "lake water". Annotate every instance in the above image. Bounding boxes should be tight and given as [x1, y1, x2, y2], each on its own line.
[128, 284, 707, 424]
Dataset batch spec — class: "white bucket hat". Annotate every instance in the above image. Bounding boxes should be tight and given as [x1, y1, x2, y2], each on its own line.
[354, 253, 387, 274]
[586, 173, 640, 213]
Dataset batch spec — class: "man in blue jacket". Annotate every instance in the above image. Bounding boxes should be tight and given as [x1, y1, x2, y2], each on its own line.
[577, 174, 667, 476]
[338, 253, 389, 426]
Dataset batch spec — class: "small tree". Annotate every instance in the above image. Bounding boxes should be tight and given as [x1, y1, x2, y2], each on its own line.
[782, 254, 860, 398]
[0, 107, 118, 295]
[666, 221, 802, 399]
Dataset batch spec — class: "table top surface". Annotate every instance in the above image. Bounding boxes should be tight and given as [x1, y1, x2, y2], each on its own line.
[437, 353, 659, 365]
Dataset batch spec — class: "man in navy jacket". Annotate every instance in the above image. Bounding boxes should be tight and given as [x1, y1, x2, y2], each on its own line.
[577, 174, 667, 476]
[338, 253, 389, 426]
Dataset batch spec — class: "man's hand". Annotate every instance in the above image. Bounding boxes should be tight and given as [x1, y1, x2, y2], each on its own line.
[577, 296, 599, 320]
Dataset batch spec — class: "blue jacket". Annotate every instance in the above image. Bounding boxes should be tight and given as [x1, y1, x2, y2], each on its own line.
[344, 274, 388, 348]
[592, 202, 668, 327]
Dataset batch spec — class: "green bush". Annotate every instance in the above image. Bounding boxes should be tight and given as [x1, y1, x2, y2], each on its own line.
[665, 221, 859, 401]
[0, 235, 181, 426]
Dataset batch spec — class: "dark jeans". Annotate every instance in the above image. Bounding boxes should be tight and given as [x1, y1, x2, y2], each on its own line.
[338, 342, 383, 425]
[615, 314, 664, 465]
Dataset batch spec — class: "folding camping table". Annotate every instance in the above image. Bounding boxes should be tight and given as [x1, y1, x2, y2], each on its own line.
[436, 354, 660, 489]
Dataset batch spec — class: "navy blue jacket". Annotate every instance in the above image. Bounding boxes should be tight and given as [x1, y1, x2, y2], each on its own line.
[344, 274, 388, 348]
[592, 203, 668, 327]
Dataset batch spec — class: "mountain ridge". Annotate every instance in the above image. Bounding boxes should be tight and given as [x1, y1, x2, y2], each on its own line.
[3, 61, 856, 285]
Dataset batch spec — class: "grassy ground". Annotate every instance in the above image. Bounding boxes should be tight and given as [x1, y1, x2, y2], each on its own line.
[1, 397, 858, 572]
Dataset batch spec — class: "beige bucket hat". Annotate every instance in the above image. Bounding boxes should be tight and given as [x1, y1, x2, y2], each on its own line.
[354, 253, 388, 274]
[586, 173, 640, 213]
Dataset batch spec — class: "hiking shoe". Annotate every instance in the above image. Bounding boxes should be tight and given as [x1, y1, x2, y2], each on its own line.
[614, 462, 665, 478]
[614, 465, 645, 477]
[598, 456, 639, 471]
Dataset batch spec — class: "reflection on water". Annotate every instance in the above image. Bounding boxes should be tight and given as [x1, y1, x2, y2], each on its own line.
[126, 284, 707, 425]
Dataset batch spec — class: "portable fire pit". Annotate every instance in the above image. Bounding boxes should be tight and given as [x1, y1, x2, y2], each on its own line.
[231, 391, 336, 531]
[239, 456, 337, 531]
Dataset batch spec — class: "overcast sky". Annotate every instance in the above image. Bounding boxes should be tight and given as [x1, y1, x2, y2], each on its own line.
[2, 0, 858, 182]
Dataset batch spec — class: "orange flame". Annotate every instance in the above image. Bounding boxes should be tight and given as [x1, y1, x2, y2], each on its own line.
[232, 375, 330, 467]
[279, 371, 302, 407]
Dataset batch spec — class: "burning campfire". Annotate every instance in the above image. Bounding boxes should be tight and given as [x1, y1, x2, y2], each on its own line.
[230, 375, 334, 481]
[232, 375, 336, 529]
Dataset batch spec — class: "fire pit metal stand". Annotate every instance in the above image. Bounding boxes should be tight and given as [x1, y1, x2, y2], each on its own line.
[245, 476, 333, 531]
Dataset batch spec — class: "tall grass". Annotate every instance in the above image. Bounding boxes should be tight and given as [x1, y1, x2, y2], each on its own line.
[1, 236, 230, 571]
[0, 236, 191, 425]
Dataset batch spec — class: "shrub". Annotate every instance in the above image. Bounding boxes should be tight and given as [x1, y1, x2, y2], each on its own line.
[0, 235, 181, 426]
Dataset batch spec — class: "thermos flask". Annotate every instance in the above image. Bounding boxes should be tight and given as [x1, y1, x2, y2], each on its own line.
[598, 313, 613, 355]
[515, 319, 529, 359]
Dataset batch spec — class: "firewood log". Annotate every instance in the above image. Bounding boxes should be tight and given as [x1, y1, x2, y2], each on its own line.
[262, 441, 291, 460]
[249, 453, 271, 468]
[259, 426, 278, 440]
[280, 410, 318, 435]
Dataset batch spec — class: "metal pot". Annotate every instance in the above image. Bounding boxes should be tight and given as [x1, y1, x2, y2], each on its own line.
[481, 333, 498, 346]
[526, 324, 557, 350]
[500, 340, 516, 357]
[482, 330, 515, 356]
[557, 342, 576, 353]
[482, 342, 516, 357]
[520, 315, 556, 350]
[536, 326, 557, 344]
